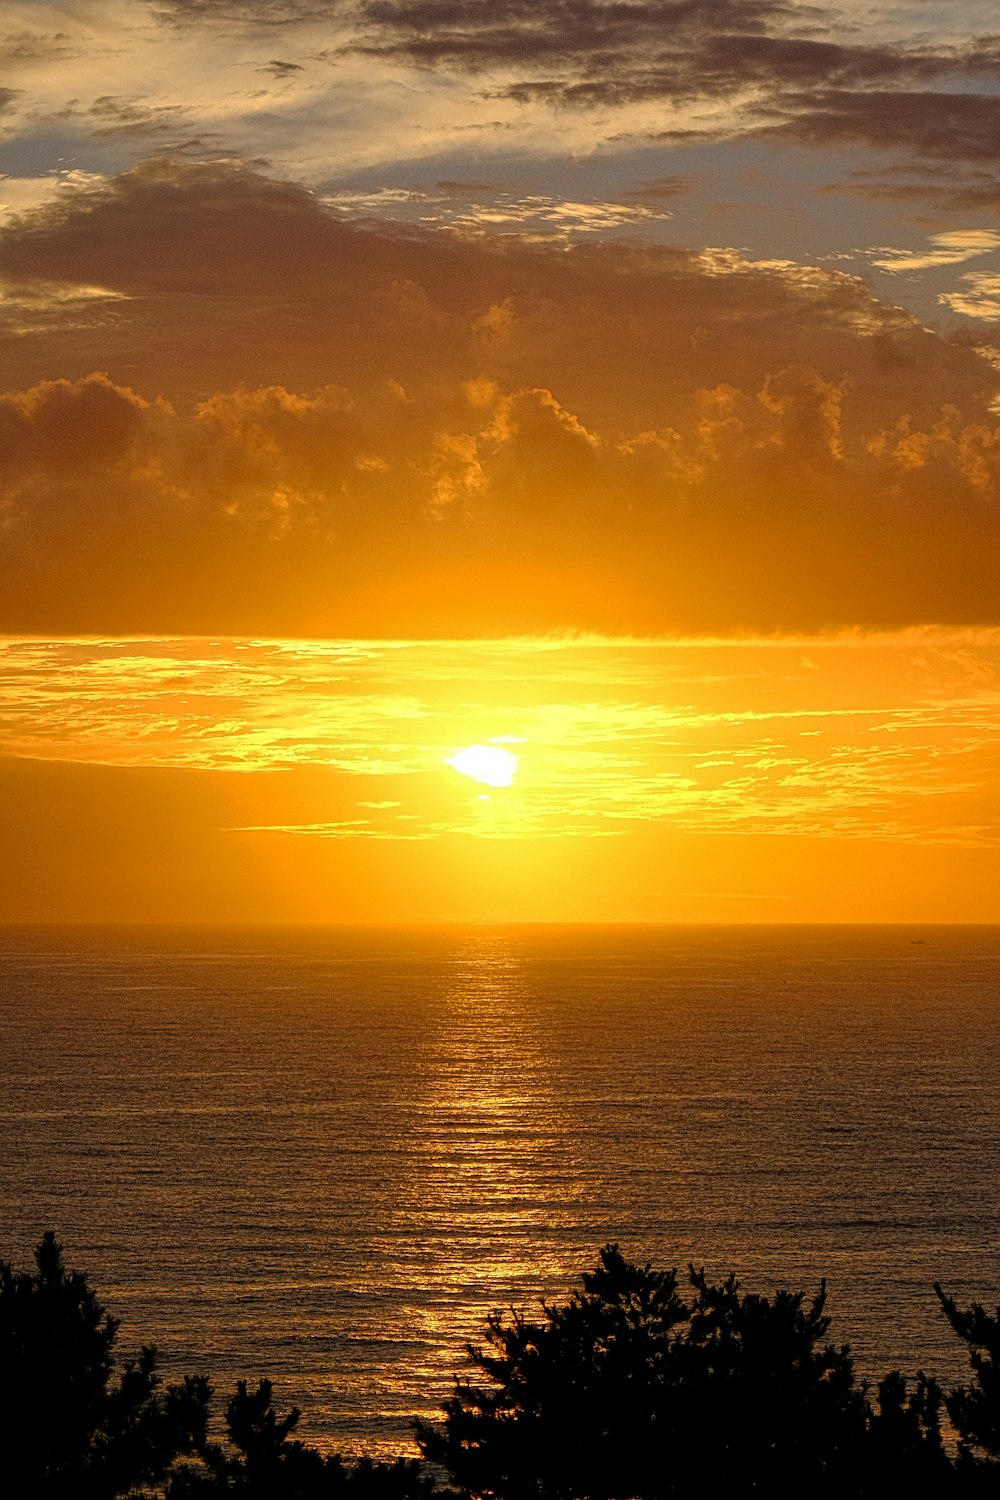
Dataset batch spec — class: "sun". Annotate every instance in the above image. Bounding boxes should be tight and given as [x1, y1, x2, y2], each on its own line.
[445, 744, 519, 788]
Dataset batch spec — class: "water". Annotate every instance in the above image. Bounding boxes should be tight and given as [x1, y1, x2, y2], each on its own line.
[1, 924, 998, 1456]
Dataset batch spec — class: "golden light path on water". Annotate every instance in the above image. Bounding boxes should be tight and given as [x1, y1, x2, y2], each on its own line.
[372, 929, 583, 1430]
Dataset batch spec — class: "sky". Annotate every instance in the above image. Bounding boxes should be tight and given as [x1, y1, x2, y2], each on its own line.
[1, 0, 999, 921]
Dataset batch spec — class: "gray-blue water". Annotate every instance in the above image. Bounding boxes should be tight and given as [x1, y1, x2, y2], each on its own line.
[1, 924, 998, 1456]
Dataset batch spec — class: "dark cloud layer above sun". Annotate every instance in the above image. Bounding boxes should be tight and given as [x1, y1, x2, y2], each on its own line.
[349, 0, 963, 88]
[6, 0, 1000, 195]
[342, 0, 1000, 162]
[1, 158, 999, 638]
[758, 89, 1000, 162]
[351, 0, 789, 74]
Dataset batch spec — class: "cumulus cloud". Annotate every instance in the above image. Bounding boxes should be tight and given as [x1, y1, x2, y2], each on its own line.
[1, 360, 999, 637]
[1, 159, 998, 637]
[2, 158, 988, 424]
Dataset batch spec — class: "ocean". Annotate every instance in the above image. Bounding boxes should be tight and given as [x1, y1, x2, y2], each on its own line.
[1, 924, 998, 1456]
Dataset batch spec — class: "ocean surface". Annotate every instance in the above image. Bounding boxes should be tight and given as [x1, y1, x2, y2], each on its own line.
[2, 924, 999, 1457]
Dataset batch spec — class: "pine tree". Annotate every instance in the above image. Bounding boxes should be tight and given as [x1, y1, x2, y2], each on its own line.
[0, 1232, 208, 1499]
[935, 1282, 1000, 1477]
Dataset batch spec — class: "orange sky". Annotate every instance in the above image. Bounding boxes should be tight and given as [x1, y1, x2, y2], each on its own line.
[1, 633, 997, 922]
[2, 4, 1000, 921]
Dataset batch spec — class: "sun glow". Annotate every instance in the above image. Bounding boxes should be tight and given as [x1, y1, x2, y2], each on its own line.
[445, 744, 519, 788]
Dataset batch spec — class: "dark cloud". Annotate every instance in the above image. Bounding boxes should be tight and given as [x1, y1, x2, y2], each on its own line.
[493, 33, 948, 109]
[823, 164, 1000, 215]
[434, 178, 505, 196]
[350, 0, 796, 71]
[335, 0, 1000, 187]
[152, 1, 343, 25]
[259, 58, 305, 77]
[3, 157, 982, 429]
[345, 0, 1000, 137]
[0, 30, 76, 67]
[50, 95, 196, 142]
[755, 90, 1000, 163]
[623, 174, 695, 200]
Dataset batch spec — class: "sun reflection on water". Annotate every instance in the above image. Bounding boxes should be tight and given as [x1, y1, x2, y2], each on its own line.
[373, 929, 584, 1437]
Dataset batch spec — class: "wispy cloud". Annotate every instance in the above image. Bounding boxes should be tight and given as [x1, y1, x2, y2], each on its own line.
[940, 272, 1000, 322]
[868, 229, 1000, 274]
[1, 631, 997, 847]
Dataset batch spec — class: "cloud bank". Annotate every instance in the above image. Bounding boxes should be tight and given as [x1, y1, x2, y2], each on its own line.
[1, 159, 999, 637]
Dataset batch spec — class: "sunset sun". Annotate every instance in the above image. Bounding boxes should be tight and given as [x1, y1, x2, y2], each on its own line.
[445, 744, 519, 789]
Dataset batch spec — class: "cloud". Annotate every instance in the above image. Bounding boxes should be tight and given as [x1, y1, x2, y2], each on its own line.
[0, 28, 77, 68]
[493, 35, 945, 110]
[2, 631, 998, 849]
[4, 0, 1000, 242]
[340, 0, 1000, 170]
[1, 360, 999, 637]
[822, 164, 1000, 215]
[0, 371, 164, 484]
[1, 158, 999, 637]
[259, 58, 305, 78]
[1, 157, 985, 417]
[868, 229, 1000, 274]
[940, 273, 1000, 322]
[325, 183, 672, 235]
[54, 94, 197, 141]
[347, 0, 898, 88]
[623, 174, 696, 201]
[151, 0, 342, 24]
[755, 89, 1000, 162]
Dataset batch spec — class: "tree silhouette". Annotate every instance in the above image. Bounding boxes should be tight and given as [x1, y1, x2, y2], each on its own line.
[169, 1377, 435, 1498]
[416, 1243, 957, 1500]
[0, 1231, 208, 1498]
[7, 1232, 999, 1498]
[168, 1378, 327, 1496]
[865, 1368, 956, 1492]
[935, 1282, 1000, 1482]
[0, 1235, 436, 1500]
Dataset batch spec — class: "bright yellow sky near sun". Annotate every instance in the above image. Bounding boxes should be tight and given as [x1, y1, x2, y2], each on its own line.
[1, 631, 998, 924]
